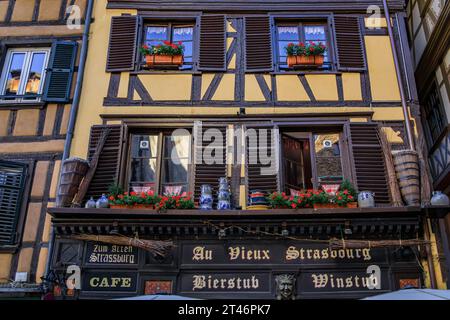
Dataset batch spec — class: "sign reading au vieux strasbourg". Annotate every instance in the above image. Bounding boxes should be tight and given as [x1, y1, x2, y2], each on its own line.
[179, 242, 389, 293]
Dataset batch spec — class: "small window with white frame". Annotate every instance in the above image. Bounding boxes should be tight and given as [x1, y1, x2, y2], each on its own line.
[0, 48, 50, 102]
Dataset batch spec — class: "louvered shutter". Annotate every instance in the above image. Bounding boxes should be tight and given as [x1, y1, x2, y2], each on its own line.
[193, 122, 228, 207]
[349, 123, 391, 204]
[106, 16, 138, 72]
[333, 16, 366, 70]
[198, 15, 226, 71]
[246, 126, 280, 196]
[244, 16, 273, 72]
[0, 161, 27, 245]
[43, 41, 77, 102]
[85, 125, 123, 201]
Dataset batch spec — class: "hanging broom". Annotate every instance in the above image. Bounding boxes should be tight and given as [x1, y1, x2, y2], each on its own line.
[329, 238, 431, 249]
[66, 234, 173, 258]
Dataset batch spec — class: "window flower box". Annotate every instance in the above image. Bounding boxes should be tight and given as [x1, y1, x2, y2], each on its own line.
[140, 41, 184, 68]
[145, 54, 183, 67]
[285, 41, 326, 68]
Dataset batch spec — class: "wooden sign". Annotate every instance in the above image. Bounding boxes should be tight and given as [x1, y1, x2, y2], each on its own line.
[85, 242, 138, 265]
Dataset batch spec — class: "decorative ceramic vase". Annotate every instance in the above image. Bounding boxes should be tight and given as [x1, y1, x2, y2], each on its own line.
[358, 191, 375, 208]
[249, 190, 267, 206]
[430, 191, 450, 206]
[217, 177, 231, 210]
[96, 194, 109, 208]
[85, 196, 96, 209]
[200, 184, 213, 210]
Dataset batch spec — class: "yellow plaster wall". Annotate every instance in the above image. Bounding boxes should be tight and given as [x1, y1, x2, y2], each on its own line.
[0, 254, 12, 282]
[11, 0, 34, 22]
[201, 74, 214, 99]
[22, 202, 42, 242]
[364, 17, 388, 28]
[13, 109, 40, 136]
[16, 248, 33, 273]
[0, 140, 65, 154]
[43, 104, 58, 135]
[342, 73, 363, 101]
[212, 74, 235, 100]
[35, 248, 48, 283]
[245, 75, 265, 101]
[0, 0, 9, 22]
[31, 161, 50, 197]
[59, 104, 71, 135]
[0, 25, 84, 37]
[117, 73, 130, 98]
[275, 75, 310, 101]
[138, 75, 192, 100]
[38, 0, 62, 21]
[0, 110, 10, 136]
[49, 161, 61, 198]
[305, 74, 338, 101]
[372, 107, 404, 120]
[365, 36, 401, 101]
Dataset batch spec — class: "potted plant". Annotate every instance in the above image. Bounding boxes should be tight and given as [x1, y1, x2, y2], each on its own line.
[285, 41, 326, 68]
[108, 191, 161, 209]
[266, 192, 290, 209]
[156, 193, 195, 211]
[140, 41, 184, 67]
[312, 189, 336, 209]
[338, 180, 358, 208]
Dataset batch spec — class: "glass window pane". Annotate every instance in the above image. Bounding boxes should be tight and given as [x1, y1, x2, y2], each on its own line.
[162, 158, 189, 183]
[4, 53, 25, 95]
[145, 26, 168, 46]
[277, 26, 299, 40]
[313, 133, 343, 184]
[25, 52, 46, 95]
[131, 135, 159, 158]
[278, 41, 293, 59]
[304, 25, 327, 41]
[163, 134, 190, 158]
[130, 158, 158, 182]
[181, 41, 193, 58]
[172, 27, 193, 42]
[130, 183, 156, 194]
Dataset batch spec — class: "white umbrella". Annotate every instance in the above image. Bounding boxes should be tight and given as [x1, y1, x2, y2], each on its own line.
[363, 289, 450, 300]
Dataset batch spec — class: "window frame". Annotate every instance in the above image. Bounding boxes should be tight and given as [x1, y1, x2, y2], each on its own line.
[422, 80, 447, 147]
[0, 47, 51, 103]
[279, 129, 348, 192]
[140, 20, 197, 71]
[274, 18, 336, 72]
[125, 129, 193, 196]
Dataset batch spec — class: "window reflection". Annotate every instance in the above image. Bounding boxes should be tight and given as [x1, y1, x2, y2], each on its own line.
[5, 53, 25, 95]
[313, 133, 343, 184]
[25, 53, 46, 95]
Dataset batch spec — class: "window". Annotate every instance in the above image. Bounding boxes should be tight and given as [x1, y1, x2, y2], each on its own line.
[423, 83, 447, 145]
[281, 131, 344, 194]
[143, 23, 194, 70]
[276, 22, 332, 70]
[128, 131, 191, 195]
[0, 161, 27, 246]
[0, 48, 50, 102]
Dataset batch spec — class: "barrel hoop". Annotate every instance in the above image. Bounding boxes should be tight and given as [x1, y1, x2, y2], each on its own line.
[395, 167, 420, 172]
[394, 161, 420, 167]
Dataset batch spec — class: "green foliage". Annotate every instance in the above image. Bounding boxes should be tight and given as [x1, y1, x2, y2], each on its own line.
[285, 41, 327, 56]
[140, 41, 184, 56]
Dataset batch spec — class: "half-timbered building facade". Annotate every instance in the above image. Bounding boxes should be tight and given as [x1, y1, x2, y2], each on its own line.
[44, 0, 448, 299]
[0, 0, 88, 297]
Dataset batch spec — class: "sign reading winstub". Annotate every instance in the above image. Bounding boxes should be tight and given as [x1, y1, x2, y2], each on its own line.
[85, 243, 138, 265]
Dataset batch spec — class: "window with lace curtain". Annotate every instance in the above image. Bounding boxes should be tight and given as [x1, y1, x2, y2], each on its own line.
[275, 22, 333, 71]
[143, 22, 195, 70]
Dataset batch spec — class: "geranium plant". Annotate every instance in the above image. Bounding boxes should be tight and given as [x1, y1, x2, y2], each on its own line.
[140, 41, 184, 56]
[108, 191, 161, 207]
[266, 192, 290, 209]
[285, 41, 326, 56]
[156, 192, 195, 211]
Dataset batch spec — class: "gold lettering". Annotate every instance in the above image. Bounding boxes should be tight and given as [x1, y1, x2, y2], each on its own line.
[321, 248, 329, 259]
[285, 246, 299, 260]
[313, 249, 321, 259]
[110, 278, 120, 287]
[362, 248, 372, 261]
[192, 246, 212, 261]
[99, 278, 109, 287]
[228, 247, 240, 260]
[192, 275, 206, 290]
[311, 274, 328, 288]
[122, 278, 131, 288]
[89, 277, 99, 287]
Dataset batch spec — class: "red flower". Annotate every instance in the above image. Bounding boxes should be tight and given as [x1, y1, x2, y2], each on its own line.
[163, 40, 171, 45]
[109, 196, 115, 201]
[309, 47, 314, 52]
[299, 42, 304, 46]
[343, 190, 349, 195]
[147, 190, 154, 196]
[326, 189, 332, 193]
[142, 44, 149, 49]
[178, 41, 183, 45]
[338, 196, 343, 200]
[171, 44, 177, 49]
[291, 203, 297, 209]
[130, 191, 137, 196]
[288, 43, 294, 47]
[348, 195, 353, 200]
[118, 194, 124, 199]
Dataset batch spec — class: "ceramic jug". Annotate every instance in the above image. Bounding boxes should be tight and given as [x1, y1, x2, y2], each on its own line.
[430, 191, 450, 206]
[358, 191, 375, 208]
[96, 194, 109, 208]
[85, 196, 96, 208]
[200, 184, 213, 210]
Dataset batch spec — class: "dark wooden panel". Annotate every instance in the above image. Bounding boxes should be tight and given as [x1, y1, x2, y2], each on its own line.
[333, 15, 365, 71]
[349, 123, 391, 204]
[106, 15, 138, 72]
[244, 16, 273, 72]
[198, 15, 227, 71]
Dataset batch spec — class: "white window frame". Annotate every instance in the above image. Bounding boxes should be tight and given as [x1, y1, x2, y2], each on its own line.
[0, 47, 51, 103]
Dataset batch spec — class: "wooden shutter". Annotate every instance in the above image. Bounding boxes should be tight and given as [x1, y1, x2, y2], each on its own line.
[246, 126, 280, 196]
[0, 161, 27, 245]
[43, 41, 78, 102]
[244, 16, 273, 72]
[193, 123, 228, 207]
[85, 125, 123, 201]
[333, 16, 366, 70]
[198, 15, 226, 71]
[349, 123, 391, 204]
[106, 16, 138, 72]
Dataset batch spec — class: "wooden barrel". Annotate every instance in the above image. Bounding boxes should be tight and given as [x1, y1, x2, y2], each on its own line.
[56, 158, 89, 207]
[392, 150, 420, 206]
